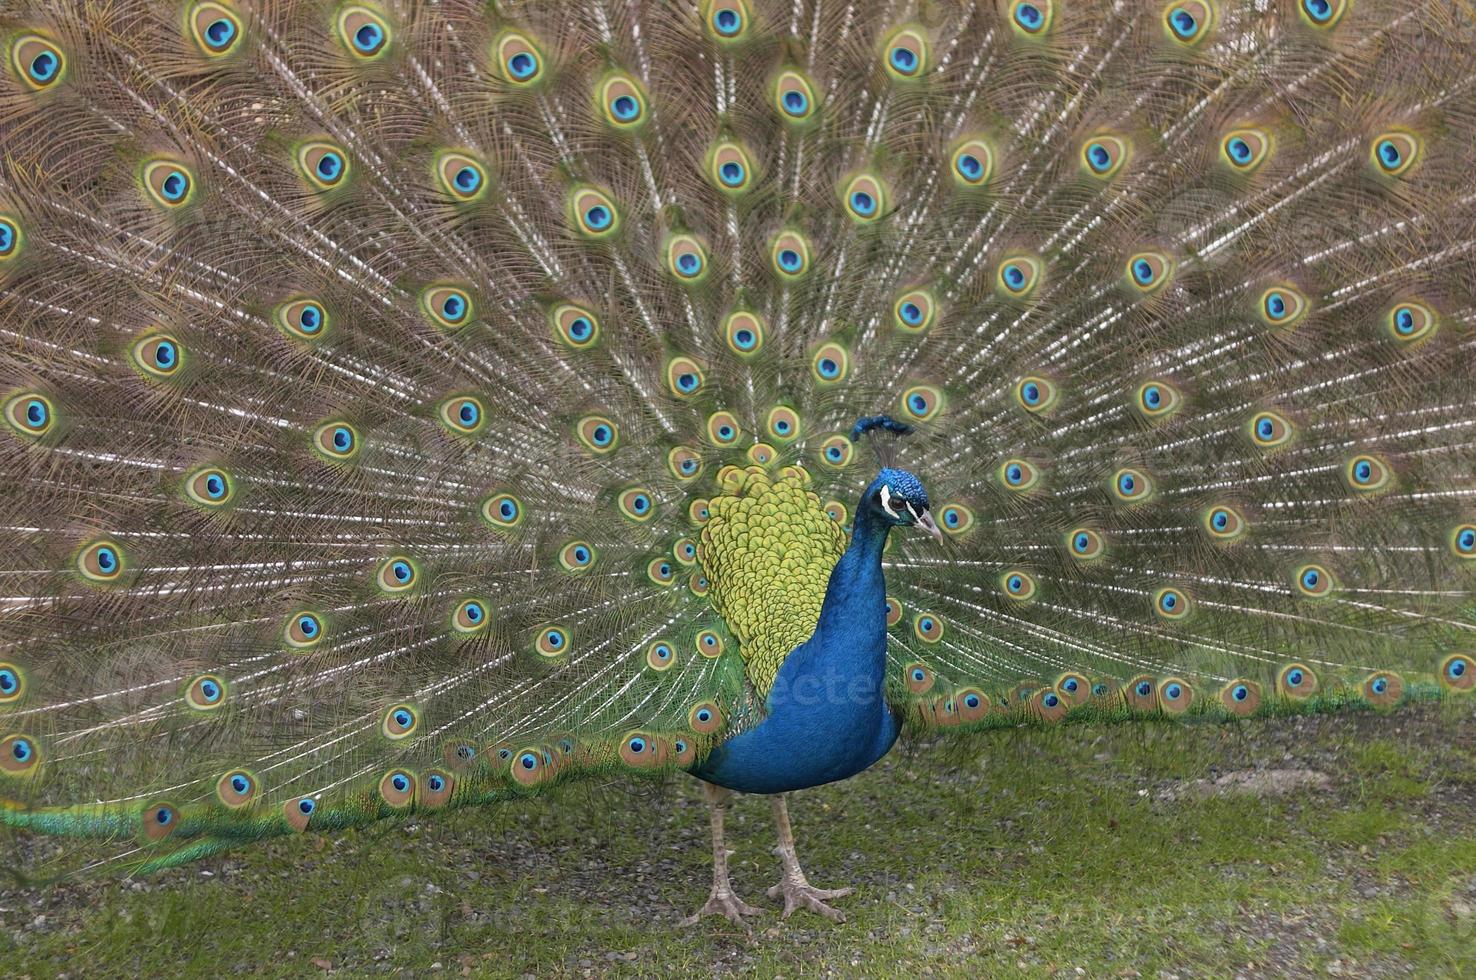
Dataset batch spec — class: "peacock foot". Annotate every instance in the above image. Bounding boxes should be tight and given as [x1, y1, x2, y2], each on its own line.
[681, 886, 763, 927]
[766, 876, 853, 922]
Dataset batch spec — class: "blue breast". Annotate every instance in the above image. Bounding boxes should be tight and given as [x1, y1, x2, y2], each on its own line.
[693, 497, 901, 794]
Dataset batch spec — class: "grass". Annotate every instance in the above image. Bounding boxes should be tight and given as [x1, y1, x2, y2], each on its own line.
[4, 702, 1476, 978]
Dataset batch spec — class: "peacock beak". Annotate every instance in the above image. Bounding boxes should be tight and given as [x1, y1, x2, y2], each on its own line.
[914, 508, 943, 543]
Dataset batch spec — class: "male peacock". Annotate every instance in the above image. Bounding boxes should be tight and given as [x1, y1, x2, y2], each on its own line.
[0, 0, 1474, 927]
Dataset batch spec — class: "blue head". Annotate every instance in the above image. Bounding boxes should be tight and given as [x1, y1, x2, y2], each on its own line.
[863, 467, 940, 541]
[850, 416, 940, 541]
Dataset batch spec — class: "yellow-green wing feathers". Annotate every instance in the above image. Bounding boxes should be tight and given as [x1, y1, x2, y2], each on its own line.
[700, 468, 847, 697]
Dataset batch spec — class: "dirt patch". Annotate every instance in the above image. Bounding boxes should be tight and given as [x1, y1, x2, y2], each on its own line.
[1160, 767, 1333, 802]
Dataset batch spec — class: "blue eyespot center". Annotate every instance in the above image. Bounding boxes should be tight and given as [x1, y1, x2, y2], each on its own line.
[900, 302, 923, 324]
[231, 774, 248, 792]
[1022, 382, 1040, 402]
[1088, 144, 1111, 171]
[1170, 9, 1197, 37]
[779, 249, 802, 271]
[1304, 0, 1333, 21]
[569, 317, 592, 339]
[459, 403, 478, 425]
[394, 709, 411, 727]
[1378, 140, 1401, 168]
[1133, 259, 1154, 284]
[734, 329, 755, 348]
[354, 24, 383, 53]
[957, 154, 982, 179]
[392, 561, 411, 583]
[206, 18, 236, 48]
[714, 9, 740, 34]
[316, 153, 342, 180]
[26, 400, 47, 427]
[509, 52, 537, 78]
[30, 51, 58, 81]
[465, 602, 483, 621]
[1228, 137, 1251, 163]
[299, 798, 315, 814]
[612, 95, 638, 120]
[520, 753, 537, 770]
[849, 190, 876, 215]
[392, 774, 409, 792]
[161, 171, 188, 201]
[96, 547, 118, 573]
[332, 427, 352, 451]
[299, 615, 319, 636]
[429, 775, 445, 791]
[1016, 3, 1044, 29]
[889, 46, 917, 73]
[11, 738, 32, 761]
[720, 161, 744, 186]
[299, 305, 322, 331]
[585, 205, 611, 229]
[454, 166, 480, 191]
[1136, 681, 1152, 696]
[783, 91, 807, 114]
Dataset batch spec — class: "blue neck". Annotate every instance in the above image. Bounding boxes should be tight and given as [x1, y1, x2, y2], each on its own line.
[691, 494, 902, 794]
[811, 501, 890, 641]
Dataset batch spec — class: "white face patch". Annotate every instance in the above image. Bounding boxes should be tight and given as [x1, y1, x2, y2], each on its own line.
[905, 501, 920, 522]
[879, 483, 900, 519]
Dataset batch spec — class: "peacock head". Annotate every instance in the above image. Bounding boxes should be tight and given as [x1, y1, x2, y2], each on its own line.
[849, 415, 940, 542]
[865, 467, 941, 542]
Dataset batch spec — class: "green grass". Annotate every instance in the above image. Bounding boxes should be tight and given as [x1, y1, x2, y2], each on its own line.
[4, 702, 1476, 978]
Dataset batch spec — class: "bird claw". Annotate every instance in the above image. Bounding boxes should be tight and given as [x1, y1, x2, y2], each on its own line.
[766, 878, 853, 922]
[680, 888, 763, 927]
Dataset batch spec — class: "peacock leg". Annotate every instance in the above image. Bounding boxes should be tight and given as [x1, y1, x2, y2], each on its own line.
[766, 793, 853, 922]
[681, 781, 763, 926]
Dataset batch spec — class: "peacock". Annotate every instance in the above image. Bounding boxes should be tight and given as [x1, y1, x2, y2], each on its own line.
[0, 0, 1473, 928]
